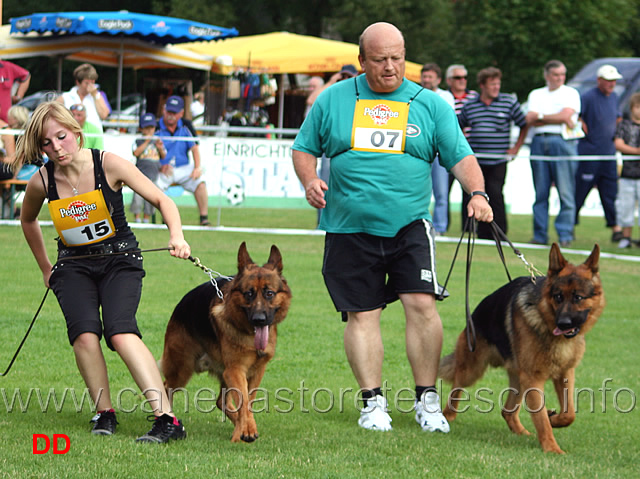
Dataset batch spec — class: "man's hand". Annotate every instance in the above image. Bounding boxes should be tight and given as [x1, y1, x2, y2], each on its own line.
[304, 178, 328, 209]
[467, 194, 493, 223]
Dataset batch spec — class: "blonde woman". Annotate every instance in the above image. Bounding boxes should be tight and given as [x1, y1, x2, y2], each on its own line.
[11, 102, 190, 443]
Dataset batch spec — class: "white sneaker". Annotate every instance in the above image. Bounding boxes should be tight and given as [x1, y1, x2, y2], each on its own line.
[618, 237, 631, 249]
[415, 392, 450, 433]
[358, 395, 392, 431]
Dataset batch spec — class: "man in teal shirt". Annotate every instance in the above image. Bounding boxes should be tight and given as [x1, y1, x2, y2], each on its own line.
[293, 22, 493, 434]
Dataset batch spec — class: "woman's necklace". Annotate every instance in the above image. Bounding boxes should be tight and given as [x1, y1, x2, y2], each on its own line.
[61, 157, 86, 195]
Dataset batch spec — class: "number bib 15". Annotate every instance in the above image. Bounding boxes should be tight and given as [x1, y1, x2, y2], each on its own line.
[351, 99, 409, 154]
[48, 189, 116, 247]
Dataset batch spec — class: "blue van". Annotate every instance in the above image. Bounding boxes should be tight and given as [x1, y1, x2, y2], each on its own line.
[567, 57, 640, 117]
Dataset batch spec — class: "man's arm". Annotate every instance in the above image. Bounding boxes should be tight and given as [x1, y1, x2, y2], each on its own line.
[13, 75, 31, 103]
[450, 154, 494, 223]
[189, 144, 202, 179]
[292, 149, 327, 209]
[526, 107, 576, 128]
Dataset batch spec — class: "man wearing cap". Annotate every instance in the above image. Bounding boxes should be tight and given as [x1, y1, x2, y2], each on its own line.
[526, 59, 581, 247]
[574, 64, 624, 241]
[156, 95, 211, 226]
[306, 64, 358, 109]
[70, 103, 104, 150]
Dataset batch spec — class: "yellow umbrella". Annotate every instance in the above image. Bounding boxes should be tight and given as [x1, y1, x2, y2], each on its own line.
[178, 31, 422, 83]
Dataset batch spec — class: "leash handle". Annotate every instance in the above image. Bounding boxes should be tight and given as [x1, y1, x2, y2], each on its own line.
[0, 288, 50, 377]
[437, 216, 478, 352]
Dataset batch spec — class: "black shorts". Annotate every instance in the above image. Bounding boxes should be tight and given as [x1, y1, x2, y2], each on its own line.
[322, 219, 448, 320]
[49, 251, 145, 350]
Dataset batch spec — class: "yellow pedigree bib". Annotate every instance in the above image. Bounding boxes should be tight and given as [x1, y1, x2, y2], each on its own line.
[351, 99, 409, 154]
[48, 189, 116, 247]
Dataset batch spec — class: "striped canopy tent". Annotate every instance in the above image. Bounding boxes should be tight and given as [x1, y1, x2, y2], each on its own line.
[6, 11, 238, 112]
[0, 24, 214, 74]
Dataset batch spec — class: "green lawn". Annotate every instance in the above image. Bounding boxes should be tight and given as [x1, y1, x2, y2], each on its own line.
[0, 208, 638, 478]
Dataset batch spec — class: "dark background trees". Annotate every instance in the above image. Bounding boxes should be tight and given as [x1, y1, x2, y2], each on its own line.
[3, 0, 639, 103]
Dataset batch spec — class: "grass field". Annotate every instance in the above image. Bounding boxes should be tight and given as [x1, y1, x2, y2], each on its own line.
[0, 208, 638, 478]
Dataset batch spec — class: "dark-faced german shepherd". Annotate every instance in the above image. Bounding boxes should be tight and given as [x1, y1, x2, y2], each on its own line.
[160, 242, 291, 443]
[439, 243, 605, 454]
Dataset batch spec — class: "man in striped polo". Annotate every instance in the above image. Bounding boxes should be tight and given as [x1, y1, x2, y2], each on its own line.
[459, 67, 529, 238]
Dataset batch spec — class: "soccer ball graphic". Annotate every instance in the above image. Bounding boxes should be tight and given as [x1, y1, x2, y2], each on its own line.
[226, 184, 244, 206]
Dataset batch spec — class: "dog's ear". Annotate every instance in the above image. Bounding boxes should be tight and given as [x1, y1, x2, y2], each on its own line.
[548, 243, 567, 276]
[266, 245, 283, 273]
[583, 244, 600, 274]
[237, 241, 255, 271]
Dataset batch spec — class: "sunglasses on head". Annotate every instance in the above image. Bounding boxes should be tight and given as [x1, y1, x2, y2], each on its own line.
[452, 75, 467, 80]
[70, 104, 85, 112]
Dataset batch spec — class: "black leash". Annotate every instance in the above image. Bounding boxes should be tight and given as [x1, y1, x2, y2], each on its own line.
[0, 288, 50, 377]
[438, 219, 543, 352]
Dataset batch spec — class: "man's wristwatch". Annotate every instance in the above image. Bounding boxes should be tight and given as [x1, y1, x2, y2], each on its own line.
[471, 191, 490, 203]
[537, 112, 544, 121]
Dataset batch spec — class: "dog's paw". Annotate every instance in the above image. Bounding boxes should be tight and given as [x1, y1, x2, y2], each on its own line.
[241, 432, 259, 443]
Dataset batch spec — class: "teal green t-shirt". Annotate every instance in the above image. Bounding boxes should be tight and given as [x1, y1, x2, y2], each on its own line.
[293, 75, 472, 237]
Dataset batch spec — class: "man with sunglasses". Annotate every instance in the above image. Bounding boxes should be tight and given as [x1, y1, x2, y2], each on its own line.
[70, 103, 103, 150]
[446, 65, 478, 118]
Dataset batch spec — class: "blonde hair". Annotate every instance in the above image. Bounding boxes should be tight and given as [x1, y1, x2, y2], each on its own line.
[7, 105, 30, 129]
[12, 102, 84, 173]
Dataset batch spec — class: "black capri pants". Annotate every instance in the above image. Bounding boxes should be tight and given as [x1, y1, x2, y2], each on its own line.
[49, 251, 145, 351]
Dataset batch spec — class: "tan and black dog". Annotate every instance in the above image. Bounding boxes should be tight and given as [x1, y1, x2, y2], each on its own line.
[439, 243, 605, 454]
[160, 242, 291, 442]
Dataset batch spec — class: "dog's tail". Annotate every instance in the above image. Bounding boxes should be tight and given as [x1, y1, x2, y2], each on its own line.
[438, 353, 456, 383]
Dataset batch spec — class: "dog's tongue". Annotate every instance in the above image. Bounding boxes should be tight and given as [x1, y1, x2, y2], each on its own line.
[254, 326, 269, 351]
[553, 327, 576, 336]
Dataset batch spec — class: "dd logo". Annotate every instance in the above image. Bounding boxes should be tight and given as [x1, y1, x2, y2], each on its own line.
[32, 434, 71, 455]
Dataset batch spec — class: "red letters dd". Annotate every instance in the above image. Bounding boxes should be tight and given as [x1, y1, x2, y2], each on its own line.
[32, 434, 70, 454]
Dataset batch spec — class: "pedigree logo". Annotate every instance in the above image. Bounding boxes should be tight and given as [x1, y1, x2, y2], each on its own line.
[59, 201, 97, 223]
[32, 434, 70, 455]
[363, 104, 400, 126]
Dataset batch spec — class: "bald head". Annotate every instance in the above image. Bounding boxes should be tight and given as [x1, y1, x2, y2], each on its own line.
[358, 22, 406, 93]
[359, 22, 405, 61]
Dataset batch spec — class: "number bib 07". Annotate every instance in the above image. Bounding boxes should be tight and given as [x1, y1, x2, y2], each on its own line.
[48, 189, 116, 247]
[351, 99, 409, 154]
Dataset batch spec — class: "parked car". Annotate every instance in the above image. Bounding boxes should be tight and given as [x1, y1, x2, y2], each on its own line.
[16, 90, 60, 111]
[567, 57, 640, 118]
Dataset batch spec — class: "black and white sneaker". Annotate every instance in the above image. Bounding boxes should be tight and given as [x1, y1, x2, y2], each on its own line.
[136, 414, 186, 443]
[91, 410, 118, 435]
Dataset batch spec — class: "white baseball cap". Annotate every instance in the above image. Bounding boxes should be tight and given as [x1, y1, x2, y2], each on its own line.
[597, 65, 622, 81]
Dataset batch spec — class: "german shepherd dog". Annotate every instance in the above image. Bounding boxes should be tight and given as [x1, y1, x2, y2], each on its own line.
[439, 243, 604, 454]
[160, 242, 291, 443]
